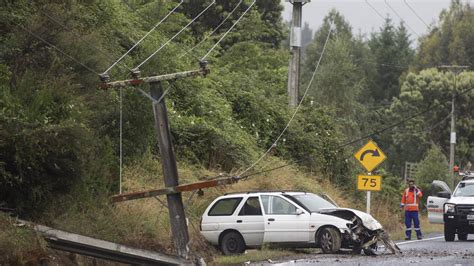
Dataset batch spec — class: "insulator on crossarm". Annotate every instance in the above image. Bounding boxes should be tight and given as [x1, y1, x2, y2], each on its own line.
[99, 73, 110, 83]
[131, 68, 141, 79]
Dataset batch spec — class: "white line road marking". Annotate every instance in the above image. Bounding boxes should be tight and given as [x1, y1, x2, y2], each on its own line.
[396, 236, 444, 246]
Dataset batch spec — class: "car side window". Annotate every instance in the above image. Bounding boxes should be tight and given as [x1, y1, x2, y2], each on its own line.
[271, 196, 297, 214]
[260, 195, 297, 215]
[208, 197, 242, 216]
[239, 197, 262, 216]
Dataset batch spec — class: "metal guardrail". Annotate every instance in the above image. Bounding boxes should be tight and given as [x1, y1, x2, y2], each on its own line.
[28, 223, 190, 265]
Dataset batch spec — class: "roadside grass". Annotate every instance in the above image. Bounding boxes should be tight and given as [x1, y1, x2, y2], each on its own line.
[0, 213, 47, 265]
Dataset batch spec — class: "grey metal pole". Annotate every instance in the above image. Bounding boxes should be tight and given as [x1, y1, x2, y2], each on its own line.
[438, 65, 469, 189]
[449, 93, 455, 189]
[287, 1, 304, 107]
[150, 81, 189, 259]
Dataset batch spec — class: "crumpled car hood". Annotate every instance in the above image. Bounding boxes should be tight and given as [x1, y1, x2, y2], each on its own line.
[319, 208, 383, 231]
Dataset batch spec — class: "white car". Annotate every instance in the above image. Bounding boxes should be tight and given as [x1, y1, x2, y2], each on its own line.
[427, 173, 474, 241]
[200, 191, 400, 255]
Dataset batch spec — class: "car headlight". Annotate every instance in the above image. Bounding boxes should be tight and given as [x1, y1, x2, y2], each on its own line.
[444, 203, 456, 213]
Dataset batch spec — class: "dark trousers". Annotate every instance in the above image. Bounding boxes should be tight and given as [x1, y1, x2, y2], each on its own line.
[405, 211, 422, 238]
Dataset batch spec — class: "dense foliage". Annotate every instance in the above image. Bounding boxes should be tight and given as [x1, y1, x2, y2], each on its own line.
[0, 0, 472, 222]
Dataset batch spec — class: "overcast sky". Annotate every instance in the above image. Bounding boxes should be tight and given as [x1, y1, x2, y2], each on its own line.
[281, 0, 472, 45]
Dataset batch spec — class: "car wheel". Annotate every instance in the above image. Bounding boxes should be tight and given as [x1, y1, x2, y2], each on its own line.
[220, 231, 246, 255]
[444, 223, 455, 242]
[458, 233, 468, 241]
[319, 227, 341, 254]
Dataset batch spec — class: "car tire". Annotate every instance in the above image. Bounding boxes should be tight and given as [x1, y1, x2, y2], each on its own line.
[444, 223, 455, 242]
[220, 231, 246, 255]
[319, 227, 341, 254]
[458, 233, 468, 241]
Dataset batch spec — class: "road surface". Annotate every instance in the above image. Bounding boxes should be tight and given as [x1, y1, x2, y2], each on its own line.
[251, 233, 474, 265]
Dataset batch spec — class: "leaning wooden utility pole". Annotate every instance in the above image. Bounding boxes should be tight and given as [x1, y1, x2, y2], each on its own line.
[100, 61, 209, 259]
[286, 0, 310, 107]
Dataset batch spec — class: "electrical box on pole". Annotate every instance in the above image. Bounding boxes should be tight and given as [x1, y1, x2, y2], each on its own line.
[286, 0, 310, 107]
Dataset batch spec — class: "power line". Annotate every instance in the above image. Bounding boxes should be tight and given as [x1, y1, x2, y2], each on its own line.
[179, 0, 244, 59]
[103, 0, 184, 74]
[238, 23, 334, 177]
[201, 0, 256, 60]
[384, 0, 420, 38]
[134, 0, 216, 70]
[365, 0, 386, 22]
[15, 22, 99, 75]
[403, 0, 430, 29]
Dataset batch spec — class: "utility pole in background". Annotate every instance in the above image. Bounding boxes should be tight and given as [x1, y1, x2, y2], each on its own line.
[287, 0, 310, 107]
[438, 65, 469, 189]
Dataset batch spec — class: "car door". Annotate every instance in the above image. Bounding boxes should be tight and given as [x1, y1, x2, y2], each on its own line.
[261, 195, 311, 243]
[234, 196, 265, 246]
[427, 180, 452, 224]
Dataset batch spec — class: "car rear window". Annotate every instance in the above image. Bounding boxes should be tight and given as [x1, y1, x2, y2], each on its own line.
[208, 197, 242, 216]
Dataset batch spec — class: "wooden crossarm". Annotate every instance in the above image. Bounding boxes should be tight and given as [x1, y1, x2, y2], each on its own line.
[100, 68, 209, 89]
[111, 176, 238, 203]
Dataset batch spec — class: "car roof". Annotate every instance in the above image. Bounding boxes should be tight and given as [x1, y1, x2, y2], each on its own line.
[222, 191, 308, 197]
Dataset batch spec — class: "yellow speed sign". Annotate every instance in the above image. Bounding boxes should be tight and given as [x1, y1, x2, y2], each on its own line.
[357, 175, 381, 191]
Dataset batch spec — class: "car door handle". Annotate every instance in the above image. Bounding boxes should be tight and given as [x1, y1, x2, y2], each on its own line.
[268, 218, 275, 221]
[236, 220, 242, 223]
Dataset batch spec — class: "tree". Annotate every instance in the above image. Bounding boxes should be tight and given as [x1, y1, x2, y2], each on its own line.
[368, 19, 414, 103]
[385, 69, 474, 174]
[301, 22, 313, 60]
[416, 0, 474, 67]
[414, 145, 450, 193]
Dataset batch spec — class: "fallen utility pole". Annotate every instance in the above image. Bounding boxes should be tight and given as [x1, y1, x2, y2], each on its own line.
[100, 61, 209, 259]
[112, 176, 239, 203]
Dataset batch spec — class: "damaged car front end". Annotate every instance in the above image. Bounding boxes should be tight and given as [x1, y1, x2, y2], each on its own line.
[320, 208, 401, 255]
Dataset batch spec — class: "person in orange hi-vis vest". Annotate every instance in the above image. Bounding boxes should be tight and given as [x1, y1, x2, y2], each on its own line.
[400, 179, 423, 240]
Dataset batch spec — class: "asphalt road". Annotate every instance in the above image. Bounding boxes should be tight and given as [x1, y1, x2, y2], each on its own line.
[252, 233, 474, 266]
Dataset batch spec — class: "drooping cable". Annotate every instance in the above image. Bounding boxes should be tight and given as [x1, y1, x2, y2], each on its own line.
[201, 0, 256, 60]
[119, 87, 123, 194]
[16, 23, 99, 75]
[103, 0, 184, 74]
[134, 0, 216, 70]
[238, 23, 334, 177]
[384, 0, 420, 38]
[179, 0, 244, 59]
[403, 0, 430, 28]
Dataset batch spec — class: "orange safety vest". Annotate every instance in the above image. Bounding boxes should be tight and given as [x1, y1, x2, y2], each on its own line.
[401, 188, 423, 211]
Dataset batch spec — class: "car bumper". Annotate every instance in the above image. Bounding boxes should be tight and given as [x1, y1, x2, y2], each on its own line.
[444, 214, 474, 233]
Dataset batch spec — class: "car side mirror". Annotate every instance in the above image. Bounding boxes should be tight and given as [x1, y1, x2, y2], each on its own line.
[295, 209, 304, 215]
[437, 191, 451, 199]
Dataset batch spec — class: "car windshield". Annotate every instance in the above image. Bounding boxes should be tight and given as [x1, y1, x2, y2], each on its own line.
[287, 193, 336, 212]
[453, 182, 474, 197]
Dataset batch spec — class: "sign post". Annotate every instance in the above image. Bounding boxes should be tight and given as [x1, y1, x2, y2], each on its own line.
[354, 140, 387, 214]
